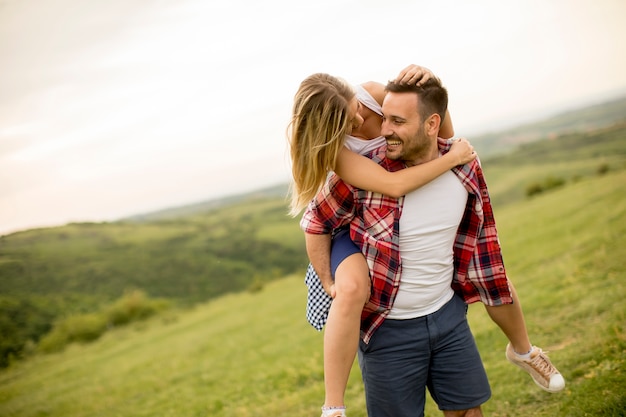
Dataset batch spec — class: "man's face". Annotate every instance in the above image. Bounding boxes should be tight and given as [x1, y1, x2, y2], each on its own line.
[381, 91, 432, 165]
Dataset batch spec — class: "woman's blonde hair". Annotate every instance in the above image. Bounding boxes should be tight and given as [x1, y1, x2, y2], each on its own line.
[287, 73, 355, 216]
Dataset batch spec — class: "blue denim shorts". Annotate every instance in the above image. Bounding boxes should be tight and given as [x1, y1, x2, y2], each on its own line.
[330, 227, 361, 278]
[358, 294, 491, 416]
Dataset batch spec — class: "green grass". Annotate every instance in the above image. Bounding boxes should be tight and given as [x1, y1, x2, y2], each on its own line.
[2, 123, 625, 369]
[470, 170, 626, 417]
[0, 170, 624, 416]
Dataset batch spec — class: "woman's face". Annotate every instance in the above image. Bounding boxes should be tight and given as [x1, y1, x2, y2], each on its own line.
[347, 96, 364, 134]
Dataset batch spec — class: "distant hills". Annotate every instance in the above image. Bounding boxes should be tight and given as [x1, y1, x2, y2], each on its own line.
[468, 94, 626, 158]
[126, 183, 290, 222]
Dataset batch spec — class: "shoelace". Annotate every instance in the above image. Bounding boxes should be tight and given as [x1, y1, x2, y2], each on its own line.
[529, 349, 558, 377]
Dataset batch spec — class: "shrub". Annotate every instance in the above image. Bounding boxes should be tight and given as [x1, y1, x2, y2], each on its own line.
[37, 291, 170, 354]
[597, 163, 610, 175]
[38, 328, 69, 353]
[525, 182, 544, 197]
[0, 297, 56, 366]
[247, 278, 265, 293]
[543, 175, 566, 189]
[38, 313, 107, 353]
[105, 290, 169, 326]
[525, 175, 566, 198]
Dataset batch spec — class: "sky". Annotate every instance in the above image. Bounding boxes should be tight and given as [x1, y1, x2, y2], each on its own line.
[1, 0, 625, 235]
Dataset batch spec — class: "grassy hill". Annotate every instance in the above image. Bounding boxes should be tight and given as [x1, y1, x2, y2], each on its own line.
[481, 122, 626, 207]
[0, 120, 625, 369]
[0, 168, 624, 416]
[125, 183, 291, 222]
[0, 197, 307, 367]
[468, 95, 626, 158]
[0, 197, 305, 303]
[0, 198, 306, 302]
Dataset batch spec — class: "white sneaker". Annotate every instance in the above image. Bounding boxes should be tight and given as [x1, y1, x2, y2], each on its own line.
[506, 343, 565, 392]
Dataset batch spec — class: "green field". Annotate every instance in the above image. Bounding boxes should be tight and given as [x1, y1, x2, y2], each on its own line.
[0, 169, 624, 416]
[1, 119, 625, 415]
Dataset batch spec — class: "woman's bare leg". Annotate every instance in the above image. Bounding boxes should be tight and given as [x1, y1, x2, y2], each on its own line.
[323, 253, 371, 409]
[485, 280, 565, 392]
[484, 281, 532, 353]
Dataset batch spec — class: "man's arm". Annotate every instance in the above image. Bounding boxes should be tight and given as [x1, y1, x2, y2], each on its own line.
[304, 233, 335, 297]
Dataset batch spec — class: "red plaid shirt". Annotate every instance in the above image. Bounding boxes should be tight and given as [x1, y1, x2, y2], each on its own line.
[301, 138, 513, 343]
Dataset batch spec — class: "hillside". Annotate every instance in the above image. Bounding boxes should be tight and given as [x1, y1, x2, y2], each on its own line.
[0, 197, 305, 303]
[0, 121, 625, 369]
[0, 168, 624, 416]
[481, 122, 626, 207]
[126, 183, 291, 222]
[468, 94, 626, 158]
[2, 123, 622, 306]
[0, 197, 307, 366]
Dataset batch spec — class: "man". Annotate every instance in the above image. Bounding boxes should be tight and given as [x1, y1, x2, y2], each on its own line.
[301, 77, 501, 416]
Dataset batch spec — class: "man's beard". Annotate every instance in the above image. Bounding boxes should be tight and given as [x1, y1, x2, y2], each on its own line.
[385, 131, 431, 164]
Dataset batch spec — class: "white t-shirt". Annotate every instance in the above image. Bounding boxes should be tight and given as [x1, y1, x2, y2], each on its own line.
[387, 169, 469, 319]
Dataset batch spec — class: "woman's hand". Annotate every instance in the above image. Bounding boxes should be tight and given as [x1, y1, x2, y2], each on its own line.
[393, 64, 440, 86]
[448, 137, 477, 165]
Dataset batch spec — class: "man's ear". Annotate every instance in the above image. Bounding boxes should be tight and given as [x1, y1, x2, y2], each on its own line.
[425, 113, 441, 136]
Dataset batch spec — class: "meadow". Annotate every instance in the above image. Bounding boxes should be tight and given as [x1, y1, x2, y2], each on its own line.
[0, 130, 625, 415]
[0, 197, 307, 366]
[0, 170, 624, 416]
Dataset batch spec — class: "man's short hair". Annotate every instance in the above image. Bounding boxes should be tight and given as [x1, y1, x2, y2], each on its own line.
[385, 78, 448, 122]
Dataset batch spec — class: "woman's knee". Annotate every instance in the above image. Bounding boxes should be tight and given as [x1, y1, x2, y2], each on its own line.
[334, 256, 370, 304]
[336, 274, 369, 299]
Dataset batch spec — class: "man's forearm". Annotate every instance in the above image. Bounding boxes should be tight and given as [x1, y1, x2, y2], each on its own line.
[304, 232, 333, 294]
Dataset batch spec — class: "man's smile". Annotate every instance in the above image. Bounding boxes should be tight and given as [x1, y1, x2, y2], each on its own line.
[386, 139, 402, 147]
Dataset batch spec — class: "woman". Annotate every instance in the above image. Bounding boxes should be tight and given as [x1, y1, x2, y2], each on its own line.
[288, 66, 564, 417]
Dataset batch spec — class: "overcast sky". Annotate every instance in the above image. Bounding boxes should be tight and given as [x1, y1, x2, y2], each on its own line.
[1, 0, 625, 235]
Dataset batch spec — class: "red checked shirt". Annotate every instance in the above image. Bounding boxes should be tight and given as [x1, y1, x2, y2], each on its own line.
[301, 138, 513, 344]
